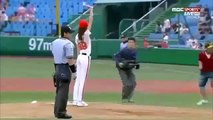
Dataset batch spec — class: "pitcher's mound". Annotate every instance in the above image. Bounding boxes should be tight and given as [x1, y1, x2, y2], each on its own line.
[1, 102, 212, 120]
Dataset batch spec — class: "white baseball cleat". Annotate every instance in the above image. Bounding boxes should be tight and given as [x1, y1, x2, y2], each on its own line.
[72, 101, 78, 106]
[67, 101, 77, 106]
[77, 101, 88, 107]
[67, 101, 73, 105]
[196, 99, 208, 106]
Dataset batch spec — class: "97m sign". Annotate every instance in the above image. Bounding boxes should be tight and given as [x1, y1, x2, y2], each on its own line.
[28, 38, 52, 51]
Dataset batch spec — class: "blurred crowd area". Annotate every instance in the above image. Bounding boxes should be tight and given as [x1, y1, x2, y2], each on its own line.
[146, 2, 213, 50]
[0, 0, 212, 50]
[0, 0, 94, 36]
[0, 0, 36, 22]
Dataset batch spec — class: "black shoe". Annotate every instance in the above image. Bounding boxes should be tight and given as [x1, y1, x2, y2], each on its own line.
[56, 114, 72, 119]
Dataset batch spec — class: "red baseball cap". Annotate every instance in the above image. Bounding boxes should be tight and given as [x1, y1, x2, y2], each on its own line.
[79, 19, 89, 28]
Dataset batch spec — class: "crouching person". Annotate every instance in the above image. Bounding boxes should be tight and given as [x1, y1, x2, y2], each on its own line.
[114, 37, 140, 103]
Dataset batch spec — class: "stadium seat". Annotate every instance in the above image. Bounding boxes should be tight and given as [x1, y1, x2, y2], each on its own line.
[205, 34, 213, 41]
[78, 1, 84, 13]
[149, 33, 164, 39]
[169, 45, 190, 49]
[74, 3, 79, 15]
[3, 0, 95, 36]
[189, 26, 199, 36]
[169, 34, 178, 39]
[189, 3, 198, 7]
[186, 18, 198, 26]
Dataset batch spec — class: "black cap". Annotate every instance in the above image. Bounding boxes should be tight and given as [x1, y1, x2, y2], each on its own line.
[121, 34, 127, 38]
[61, 26, 75, 34]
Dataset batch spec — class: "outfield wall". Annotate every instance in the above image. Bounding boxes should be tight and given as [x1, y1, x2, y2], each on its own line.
[0, 36, 199, 65]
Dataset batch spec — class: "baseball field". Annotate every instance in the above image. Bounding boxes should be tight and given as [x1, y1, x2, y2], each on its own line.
[0, 57, 212, 120]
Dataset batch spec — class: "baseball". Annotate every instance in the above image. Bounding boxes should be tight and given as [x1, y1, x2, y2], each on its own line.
[31, 100, 37, 104]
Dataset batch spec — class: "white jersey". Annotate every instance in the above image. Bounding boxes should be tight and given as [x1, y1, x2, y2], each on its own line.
[75, 30, 91, 55]
[73, 30, 92, 104]
[120, 42, 128, 50]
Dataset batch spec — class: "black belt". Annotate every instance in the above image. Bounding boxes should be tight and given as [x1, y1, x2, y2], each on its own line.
[81, 53, 87, 55]
[54, 63, 68, 65]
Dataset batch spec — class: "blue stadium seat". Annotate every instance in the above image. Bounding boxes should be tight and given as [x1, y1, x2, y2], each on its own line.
[185, 17, 198, 26]
[189, 26, 199, 36]
[149, 33, 164, 39]
[199, 0, 213, 9]
[4, 23, 12, 31]
[78, 1, 84, 13]
[89, 0, 94, 6]
[169, 45, 190, 48]
[169, 34, 178, 39]
[205, 34, 213, 41]
[189, 3, 198, 7]
[73, 2, 79, 15]
[3, 0, 95, 36]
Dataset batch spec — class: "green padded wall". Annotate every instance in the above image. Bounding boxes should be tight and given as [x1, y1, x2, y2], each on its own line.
[0, 36, 199, 65]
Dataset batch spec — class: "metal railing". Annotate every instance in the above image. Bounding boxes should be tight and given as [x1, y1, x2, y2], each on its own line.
[121, 0, 167, 36]
[68, 9, 91, 28]
[119, 19, 149, 37]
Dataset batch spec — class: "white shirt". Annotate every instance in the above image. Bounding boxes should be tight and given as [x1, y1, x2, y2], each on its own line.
[164, 19, 171, 28]
[0, 13, 8, 21]
[163, 35, 169, 43]
[120, 42, 128, 50]
[186, 38, 198, 48]
[179, 27, 189, 35]
[18, 6, 26, 14]
[24, 13, 35, 21]
[52, 38, 75, 64]
[75, 30, 91, 55]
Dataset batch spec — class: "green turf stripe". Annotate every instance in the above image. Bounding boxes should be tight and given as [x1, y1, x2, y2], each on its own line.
[0, 58, 199, 80]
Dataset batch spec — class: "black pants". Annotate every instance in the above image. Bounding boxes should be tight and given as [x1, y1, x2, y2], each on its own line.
[117, 67, 136, 100]
[54, 64, 71, 117]
[54, 80, 71, 117]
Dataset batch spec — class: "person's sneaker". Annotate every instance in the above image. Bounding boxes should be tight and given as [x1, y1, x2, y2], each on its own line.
[77, 101, 88, 107]
[122, 99, 129, 103]
[196, 99, 208, 106]
[56, 113, 72, 119]
[128, 99, 135, 103]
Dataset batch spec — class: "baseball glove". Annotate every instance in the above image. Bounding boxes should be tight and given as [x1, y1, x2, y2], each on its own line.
[119, 60, 139, 70]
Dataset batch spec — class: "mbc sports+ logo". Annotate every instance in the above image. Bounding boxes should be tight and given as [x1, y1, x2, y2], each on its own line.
[171, 7, 201, 16]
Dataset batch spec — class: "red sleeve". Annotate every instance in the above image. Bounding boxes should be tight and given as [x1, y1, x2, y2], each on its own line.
[198, 52, 203, 61]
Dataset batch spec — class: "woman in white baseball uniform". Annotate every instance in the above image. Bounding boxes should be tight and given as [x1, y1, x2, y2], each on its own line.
[72, 8, 93, 107]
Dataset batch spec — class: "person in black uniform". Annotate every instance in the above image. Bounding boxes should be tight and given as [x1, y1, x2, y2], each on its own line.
[51, 26, 76, 119]
[114, 37, 140, 103]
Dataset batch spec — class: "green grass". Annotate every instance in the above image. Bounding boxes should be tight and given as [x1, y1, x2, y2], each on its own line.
[0, 92, 55, 103]
[1, 92, 212, 109]
[0, 58, 199, 80]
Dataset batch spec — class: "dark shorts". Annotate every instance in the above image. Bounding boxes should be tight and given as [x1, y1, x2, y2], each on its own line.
[199, 72, 213, 87]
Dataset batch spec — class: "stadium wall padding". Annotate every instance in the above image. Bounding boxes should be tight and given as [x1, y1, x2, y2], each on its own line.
[0, 36, 199, 65]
